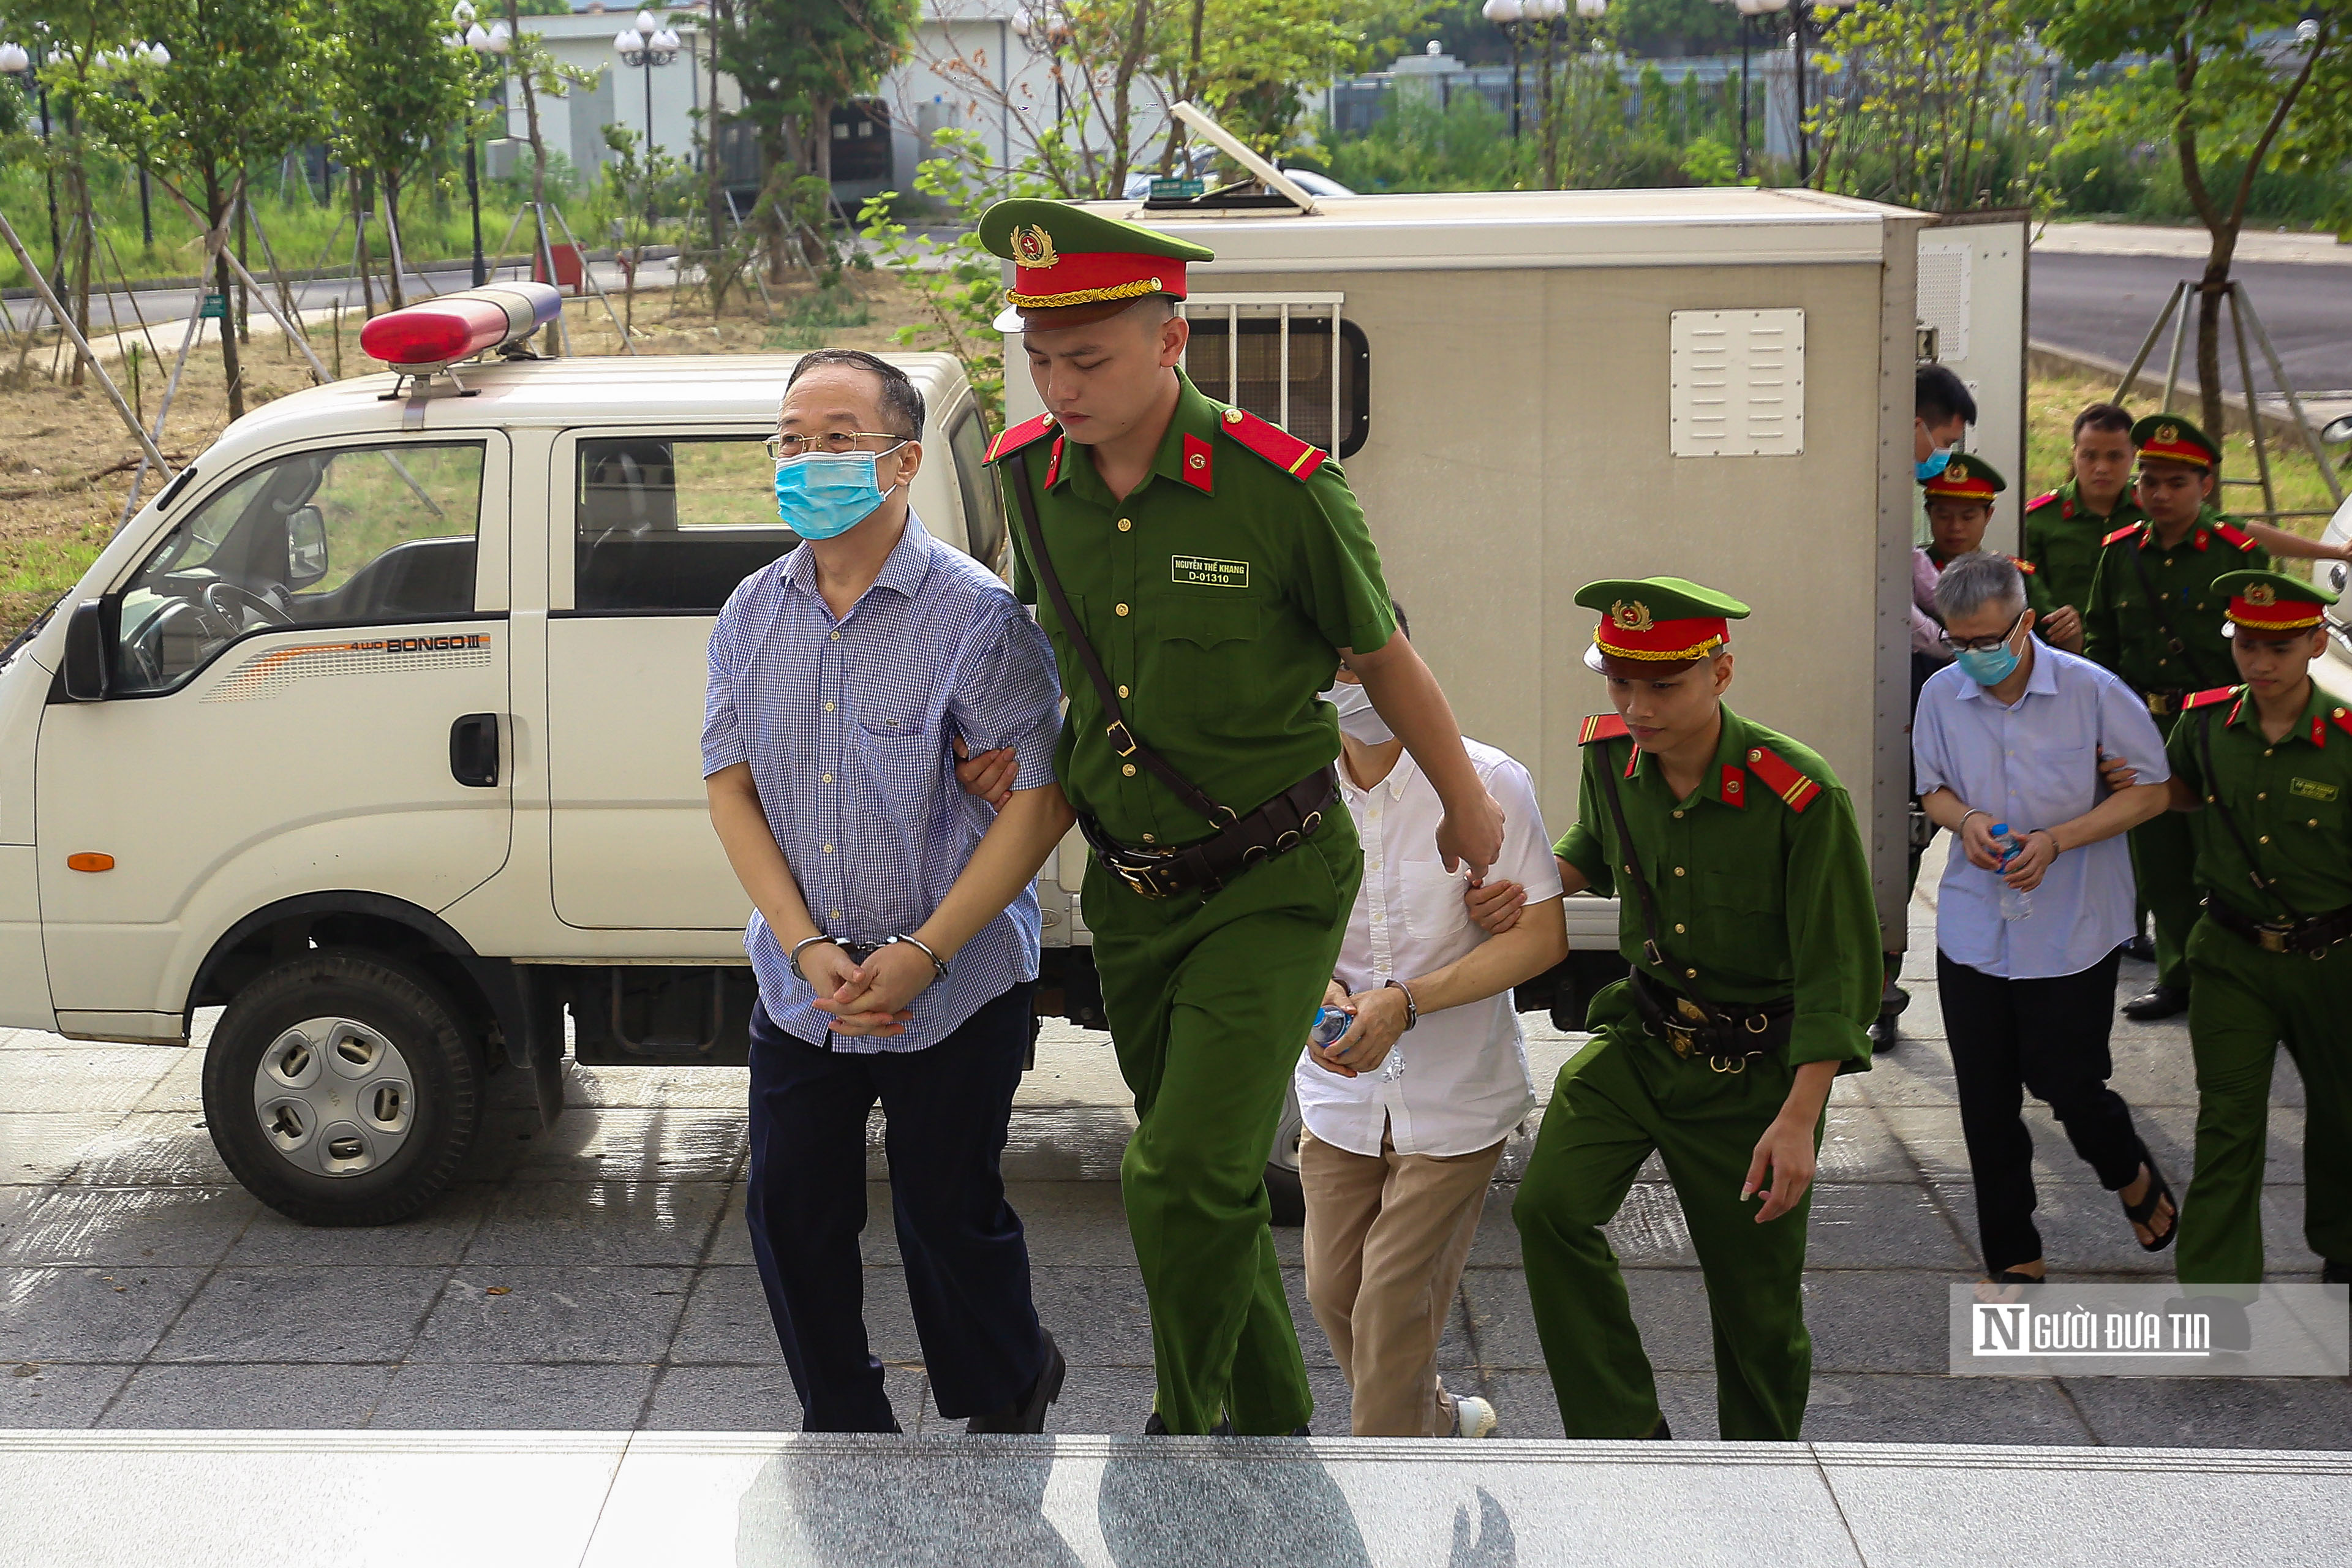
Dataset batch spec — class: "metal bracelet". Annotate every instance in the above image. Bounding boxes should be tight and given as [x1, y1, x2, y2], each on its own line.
[788, 934, 837, 986]
[1385, 977, 1419, 1031]
[884, 933, 950, 981]
[1958, 808, 1989, 835]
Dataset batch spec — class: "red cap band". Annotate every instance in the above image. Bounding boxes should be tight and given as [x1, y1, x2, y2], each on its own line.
[1009, 241, 1187, 311]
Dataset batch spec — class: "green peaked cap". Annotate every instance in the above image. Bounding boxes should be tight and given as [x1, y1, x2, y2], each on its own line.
[2214, 568, 2340, 609]
[2132, 412, 2220, 469]
[1573, 576, 1752, 622]
[976, 198, 1216, 265]
[1923, 453, 2007, 494]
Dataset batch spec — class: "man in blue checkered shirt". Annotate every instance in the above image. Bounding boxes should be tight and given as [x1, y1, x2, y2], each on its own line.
[704, 350, 1075, 1434]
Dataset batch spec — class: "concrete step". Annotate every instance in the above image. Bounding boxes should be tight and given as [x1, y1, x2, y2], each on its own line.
[4, 1430, 2346, 1566]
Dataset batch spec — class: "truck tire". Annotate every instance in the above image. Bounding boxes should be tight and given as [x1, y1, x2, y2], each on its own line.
[200, 949, 483, 1227]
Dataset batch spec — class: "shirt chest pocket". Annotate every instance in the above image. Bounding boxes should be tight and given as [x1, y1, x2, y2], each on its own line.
[1699, 866, 1781, 918]
[1153, 594, 1261, 721]
[1400, 857, 1475, 945]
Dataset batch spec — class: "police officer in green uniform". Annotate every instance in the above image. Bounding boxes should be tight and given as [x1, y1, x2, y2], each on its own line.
[974, 199, 1506, 1435]
[2158, 571, 2352, 1294]
[2082, 415, 2269, 1019]
[1513, 579, 1879, 1441]
[2022, 402, 2142, 655]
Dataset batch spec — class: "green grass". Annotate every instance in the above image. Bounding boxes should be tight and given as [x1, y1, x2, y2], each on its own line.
[0, 533, 108, 598]
[761, 285, 870, 352]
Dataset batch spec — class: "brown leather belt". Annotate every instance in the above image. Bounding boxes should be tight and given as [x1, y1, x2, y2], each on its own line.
[1080, 769, 1335, 900]
[1627, 968, 1795, 1073]
[2203, 897, 2352, 959]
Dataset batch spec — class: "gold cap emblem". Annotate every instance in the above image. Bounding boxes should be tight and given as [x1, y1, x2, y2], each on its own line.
[2245, 582, 2277, 606]
[1012, 224, 1058, 270]
[2155, 421, 2179, 444]
[1610, 600, 1655, 632]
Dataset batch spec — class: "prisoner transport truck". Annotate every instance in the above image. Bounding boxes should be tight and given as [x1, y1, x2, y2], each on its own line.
[0, 177, 2021, 1223]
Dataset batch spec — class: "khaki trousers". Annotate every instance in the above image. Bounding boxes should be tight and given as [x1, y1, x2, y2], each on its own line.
[1299, 1126, 1505, 1436]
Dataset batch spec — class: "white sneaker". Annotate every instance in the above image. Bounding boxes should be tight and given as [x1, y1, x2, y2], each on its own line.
[1450, 1395, 1498, 1439]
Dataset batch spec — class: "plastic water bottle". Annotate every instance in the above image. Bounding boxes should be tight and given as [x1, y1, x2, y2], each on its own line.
[1309, 1006, 1352, 1049]
[1991, 823, 2033, 921]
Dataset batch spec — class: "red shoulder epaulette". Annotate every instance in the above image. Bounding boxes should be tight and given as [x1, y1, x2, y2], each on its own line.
[982, 412, 1056, 466]
[2212, 520, 2260, 553]
[1219, 407, 1327, 481]
[2025, 490, 2060, 511]
[2182, 686, 2237, 711]
[2011, 555, 2037, 575]
[2101, 523, 2144, 547]
[1578, 712, 1629, 747]
[1743, 743, 1822, 813]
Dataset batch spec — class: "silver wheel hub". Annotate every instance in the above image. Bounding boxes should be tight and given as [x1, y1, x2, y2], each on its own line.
[252, 1017, 416, 1177]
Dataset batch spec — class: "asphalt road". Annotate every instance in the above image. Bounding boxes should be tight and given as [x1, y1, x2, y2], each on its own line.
[2032, 251, 2352, 400]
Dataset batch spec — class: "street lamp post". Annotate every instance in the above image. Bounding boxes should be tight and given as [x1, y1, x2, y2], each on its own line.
[1483, 0, 1602, 189]
[614, 10, 680, 158]
[451, 4, 513, 288]
[1719, 0, 1834, 184]
[0, 31, 66, 301]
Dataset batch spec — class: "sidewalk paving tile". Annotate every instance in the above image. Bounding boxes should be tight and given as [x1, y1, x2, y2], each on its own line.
[0, 1265, 210, 1363]
[0, 1362, 135, 1426]
[412, 1267, 693, 1363]
[153, 1265, 448, 1364]
[371, 1363, 658, 1429]
[99, 1362, 396, 1428]
[0, 1186, 258, 1267]
[462, 1179, 730, 1267]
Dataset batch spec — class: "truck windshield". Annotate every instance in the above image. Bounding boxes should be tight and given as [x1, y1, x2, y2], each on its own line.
[112, 441, 486, 696]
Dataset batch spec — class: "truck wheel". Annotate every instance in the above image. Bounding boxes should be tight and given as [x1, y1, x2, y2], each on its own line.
[201, 950, 482, 1227]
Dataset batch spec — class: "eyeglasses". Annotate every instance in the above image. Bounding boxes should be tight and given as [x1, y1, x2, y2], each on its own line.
[765, 432, 907, 461]
[1939, 609, 2026, 655]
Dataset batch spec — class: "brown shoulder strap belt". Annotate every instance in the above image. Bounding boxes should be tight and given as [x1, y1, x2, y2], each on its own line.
[1005, 453, 1235, 827]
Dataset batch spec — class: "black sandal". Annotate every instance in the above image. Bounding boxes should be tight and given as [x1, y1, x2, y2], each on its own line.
[2121, 1153, 2179, 1253]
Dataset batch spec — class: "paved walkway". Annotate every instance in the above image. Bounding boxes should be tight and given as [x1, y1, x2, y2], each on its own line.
[2, 864, 2345, 1445]
[2034, 221, 2352, 267]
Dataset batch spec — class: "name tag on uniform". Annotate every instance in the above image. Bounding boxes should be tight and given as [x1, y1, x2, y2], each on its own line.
[2290, 777, 2339, 802]
[1172, 554, 1250, 589]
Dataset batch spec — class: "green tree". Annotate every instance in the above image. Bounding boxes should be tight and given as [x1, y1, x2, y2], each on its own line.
[2045, 2, 2352, 440]
[325, 0, 477, 311]
[1807, 0, 2054, 212]
[714, 0, 917, 280]
[4, 3, 136, 387]
[69, 0, 325, 420]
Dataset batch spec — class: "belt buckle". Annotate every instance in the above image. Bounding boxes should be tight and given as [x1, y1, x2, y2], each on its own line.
[1109, 855, 1169, 900]
[2257, 924, 2291, 954]
[1105, 720, 1140, 759]
[1664, 1023, 1696, 1059]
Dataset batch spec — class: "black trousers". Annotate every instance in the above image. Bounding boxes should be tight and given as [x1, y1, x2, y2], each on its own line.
[1937, 948, 2148, 1273]
[744, 982, 1046, 1431]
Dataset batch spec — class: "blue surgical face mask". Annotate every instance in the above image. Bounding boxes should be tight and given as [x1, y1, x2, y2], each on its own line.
[774, 443, 906, 541]
[1954, 639, 2021, 687]
[1917, 443, 1957, 482]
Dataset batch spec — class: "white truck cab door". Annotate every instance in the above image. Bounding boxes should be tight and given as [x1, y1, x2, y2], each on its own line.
[36, 437, 514, 1035]
[545, 430, 791, 930]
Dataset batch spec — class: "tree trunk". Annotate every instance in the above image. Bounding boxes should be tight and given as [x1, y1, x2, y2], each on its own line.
[235, 179, 251, 344]
[761, 123, 791, 286]
[67, 159, 92, 389]
[508, 0, 561, 356]
[209, 178, 247, 423]
[353, 170, 376, 317]
[706, 1, 728, 311]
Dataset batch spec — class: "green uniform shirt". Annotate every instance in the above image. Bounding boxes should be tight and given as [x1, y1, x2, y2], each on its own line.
[2082, 508, 2269, 694]
[2165, 683, 2352, 923]
[997, 370, 1396, 845]
[2023, 478, 2144, 617]
[1552, 705, 1879, 1071]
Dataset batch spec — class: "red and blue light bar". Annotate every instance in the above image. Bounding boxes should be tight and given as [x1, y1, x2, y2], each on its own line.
[358, 281, 562, 374]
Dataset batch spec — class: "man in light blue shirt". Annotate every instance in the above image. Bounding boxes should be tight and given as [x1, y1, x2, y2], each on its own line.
[1912, 552, 2180, 1284]
[704, 350, 1074, 1434]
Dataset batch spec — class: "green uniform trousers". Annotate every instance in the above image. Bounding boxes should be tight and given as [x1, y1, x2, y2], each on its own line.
[1513, 983, 1823, 1441]
[1084, 813, 1362, 1434]
[2176, 914, 2352, 1283]
[2128, 810, 2201, 995]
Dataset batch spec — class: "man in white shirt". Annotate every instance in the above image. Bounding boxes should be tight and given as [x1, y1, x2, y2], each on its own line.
[1297, 607, 1569, 1438]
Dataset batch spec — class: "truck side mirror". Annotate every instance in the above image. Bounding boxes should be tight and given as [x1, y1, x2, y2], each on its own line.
[286, 505, 330, 589]
[61, 600, 110, 703]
